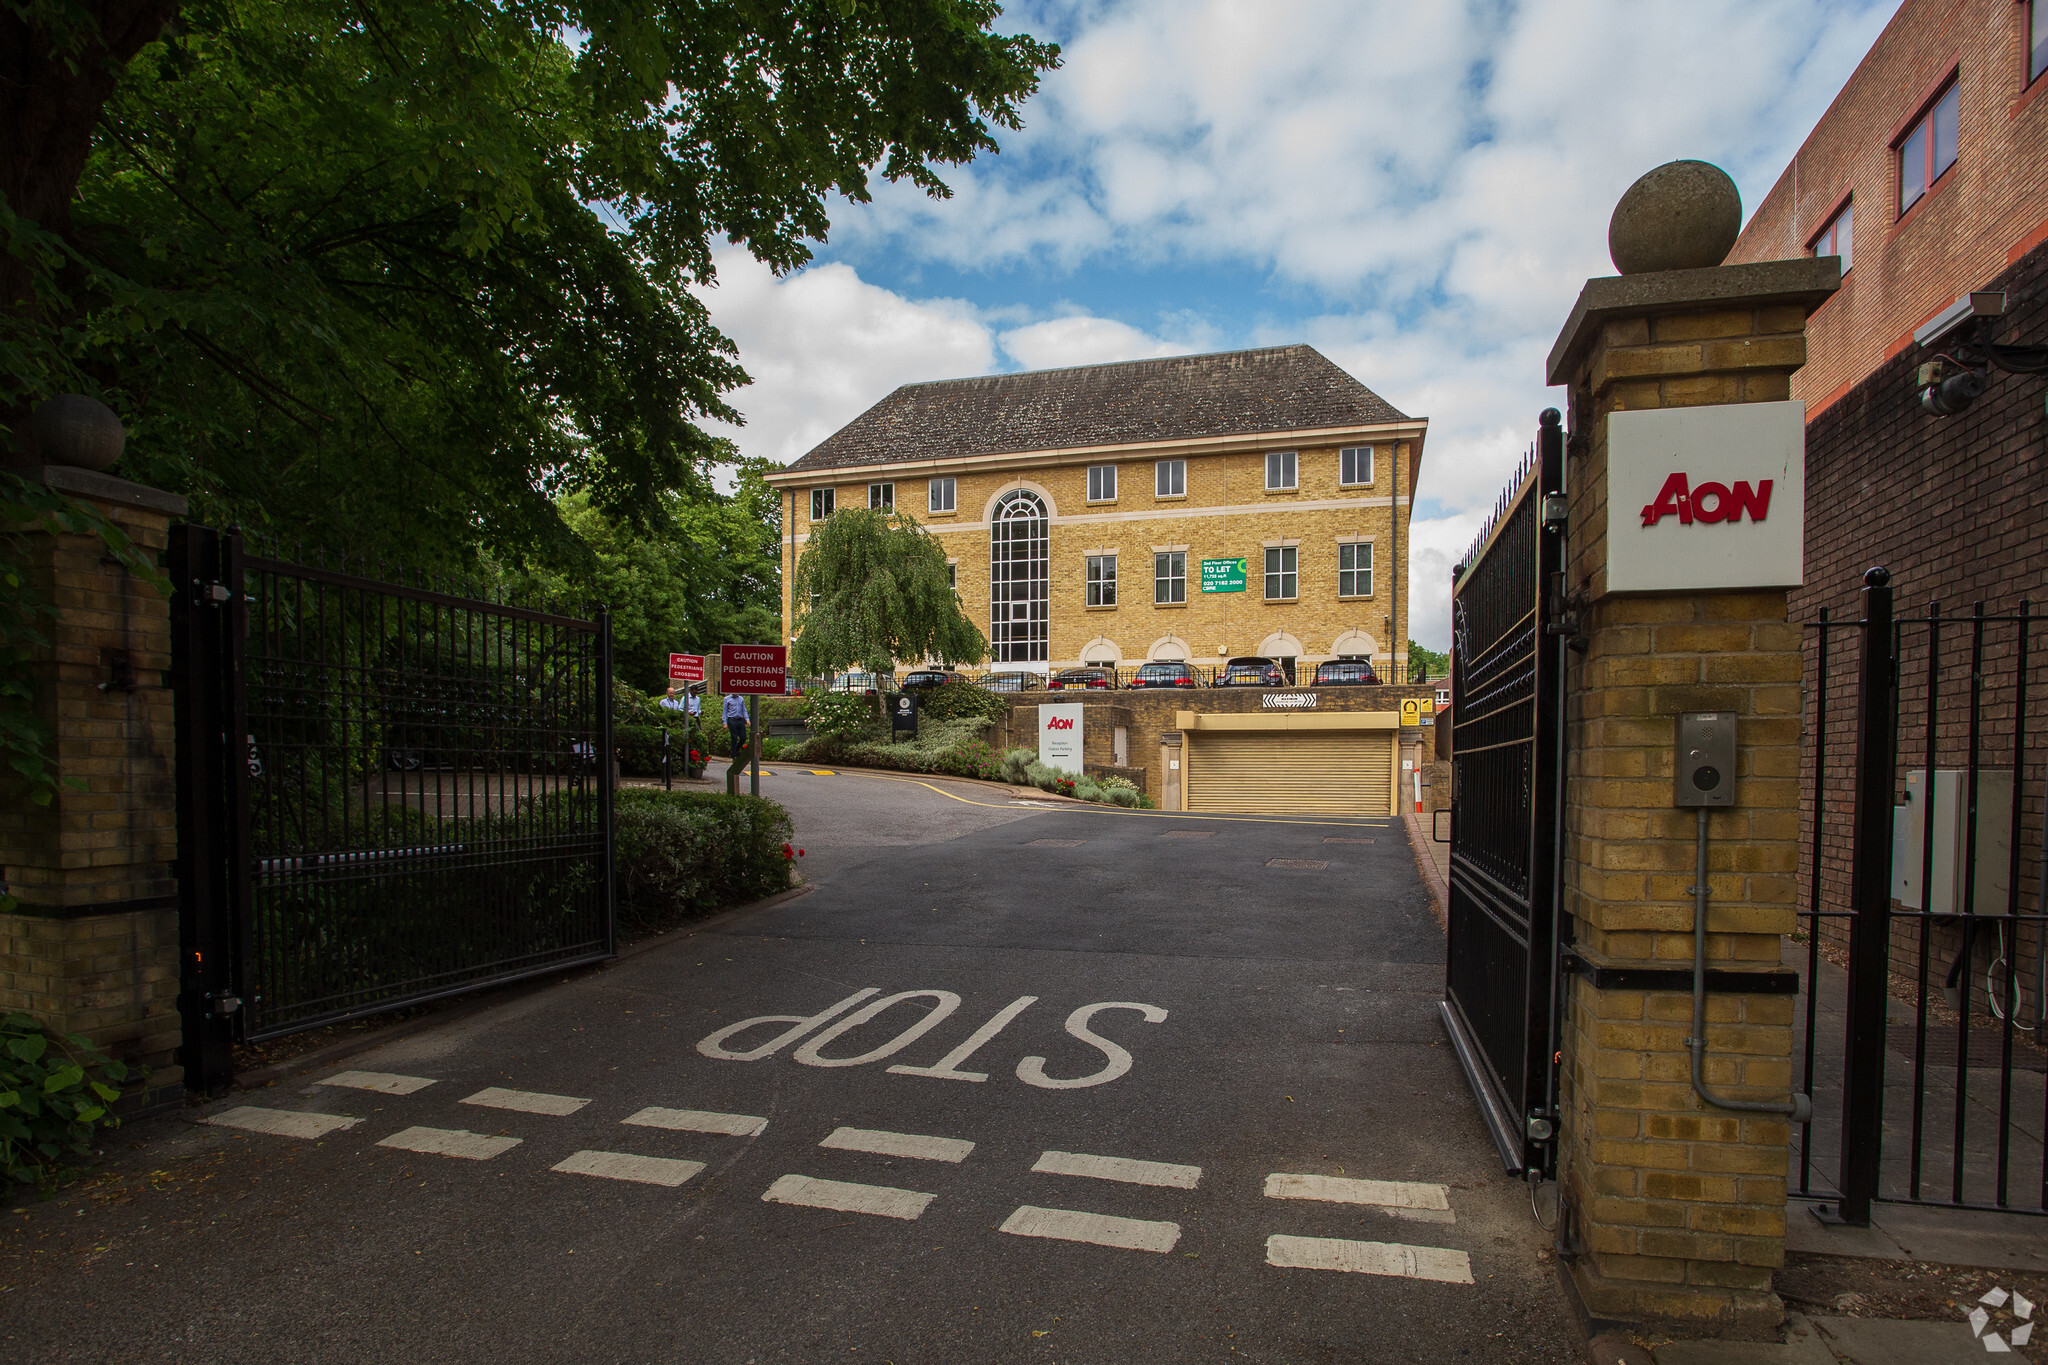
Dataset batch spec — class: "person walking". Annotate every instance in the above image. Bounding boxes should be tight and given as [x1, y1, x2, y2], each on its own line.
[723, 689, 748, 759]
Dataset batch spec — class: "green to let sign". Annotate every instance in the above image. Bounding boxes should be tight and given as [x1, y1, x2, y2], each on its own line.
[1200, 557, 1248, 593]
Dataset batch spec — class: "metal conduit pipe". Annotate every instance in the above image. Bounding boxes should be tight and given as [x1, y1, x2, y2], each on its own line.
[1688, 808, 1815, 1122]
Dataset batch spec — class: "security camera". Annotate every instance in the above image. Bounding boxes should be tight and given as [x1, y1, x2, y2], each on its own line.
[1918, 359, 1986, 416]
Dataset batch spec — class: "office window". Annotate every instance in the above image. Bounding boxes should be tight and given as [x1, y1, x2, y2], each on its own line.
[946, 562, 957, 589]
[1264, 546, 1298, 600]
[869, 482, 894, 512]
[1086, 554, 1117, 607]
[1810, 199, 1852, 273]
[1898, 78, 1959, 216]
[1340, 446, 1374, 486]
[1153, 551, 1186, 604]
[1087, 464, 1117, 502]
[1265, 450, 1297, 491]
[2035, 0, 2048, 86]
[928, 477, 956, 513]
[809, 488, 835, 520]
[1155, 460, 1186, 497]
[1339, 541, 1373, 598]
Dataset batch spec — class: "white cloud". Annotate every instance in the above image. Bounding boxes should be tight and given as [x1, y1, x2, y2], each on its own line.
[998, 315, 1197, 370]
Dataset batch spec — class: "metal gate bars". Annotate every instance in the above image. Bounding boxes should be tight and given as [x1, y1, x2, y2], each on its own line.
[1442, 409, 1567, 1176]
[170, 526, 615, 1090]
[1796, 568, 2048, 1221]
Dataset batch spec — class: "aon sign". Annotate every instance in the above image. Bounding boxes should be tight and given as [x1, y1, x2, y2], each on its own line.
[1608, 401, 1804, 592]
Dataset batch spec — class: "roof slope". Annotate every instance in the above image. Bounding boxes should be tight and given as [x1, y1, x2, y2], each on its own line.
[783, 344, 1411, 474]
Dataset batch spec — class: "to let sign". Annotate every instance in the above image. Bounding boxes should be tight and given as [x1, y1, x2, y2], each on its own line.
[719, 644, 787, 695]
[1200, 558, 1248, 593]
[668, 653, 705, 683]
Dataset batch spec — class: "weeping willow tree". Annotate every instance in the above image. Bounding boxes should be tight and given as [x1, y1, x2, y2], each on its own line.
[789, 508, 986, 696]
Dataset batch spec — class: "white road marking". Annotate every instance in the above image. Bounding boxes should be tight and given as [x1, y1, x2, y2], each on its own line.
[761, 1174, 934, 1220]
[791, 990, 963, 1068]
[621, 1106, 767, 1137]
[999, 1205, 1182, 1254]
[819, 1127, 975, 1163]
[459, 1086, 589, 1116]
[552, 1150, 705, 1187]
[1031, 1150, 1201, 1189]
[1265, 1234, 1474, 1283]
[1016, 1001, 1168, 1090]
[889, 995, 1038, 1082]
[204, 1106, 360, 1140]
[377, 1126, 522, 1160]
[315, 1070, 436, 1095]
[1263, 1173, 1451, 1210]
[697, 987, 880, 1062]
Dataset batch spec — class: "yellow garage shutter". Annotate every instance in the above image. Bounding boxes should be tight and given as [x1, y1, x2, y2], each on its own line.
[1185, 730, 1394, 816]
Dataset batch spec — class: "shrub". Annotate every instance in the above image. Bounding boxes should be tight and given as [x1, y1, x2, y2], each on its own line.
[805, 689, 881, 742]
[913, 681, 1010, 723]
[1070, 776, 1101, 801]
[1095, 774, 1139, 793]
[612, 788, 795, 937]
[1000, 748, 1034, 783]
[1, 1014, 130, 1191]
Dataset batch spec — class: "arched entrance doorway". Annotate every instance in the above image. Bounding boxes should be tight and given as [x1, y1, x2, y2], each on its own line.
[990, 490, 1048, 664]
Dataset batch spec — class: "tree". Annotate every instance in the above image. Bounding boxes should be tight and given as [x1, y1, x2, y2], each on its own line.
[2, 1, 1059, 568]
[1409, 639, 1449, 683]
[789, 508, 985, 688]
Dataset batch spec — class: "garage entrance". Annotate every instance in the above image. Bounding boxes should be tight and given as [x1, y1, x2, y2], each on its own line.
[1181, 713, 1399, 816]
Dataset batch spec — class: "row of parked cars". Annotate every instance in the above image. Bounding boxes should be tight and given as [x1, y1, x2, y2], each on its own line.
[819, 656, 1384, 695]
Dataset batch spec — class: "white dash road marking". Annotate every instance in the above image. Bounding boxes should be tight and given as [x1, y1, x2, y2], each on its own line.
[315, 1070, 437, 1095]
[1263, 1173, 1451, 1210]
[459, 1086, 590, 1116]
[819, 1127, 975, 1163]
[204, 1107, 361, 1140]
[1265, 1234, 1473, 1283]
[552, 1150, 706, 1187]
[999, 1205, 1181, 1254]
[377, 1126, 522, 1160]
[621, 1106, 767, 1137]
[1032, 1150, 1201, 1189]
[762, 1174, 934, 1221]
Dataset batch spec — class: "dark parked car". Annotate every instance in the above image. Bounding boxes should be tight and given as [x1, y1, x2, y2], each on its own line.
[978, 670, 1040, 693]
[1128, 661, 1200, 690]
[1048, 667, 1113, 691]
[1313, 659, 1381, 686]
[1216, 656, 1287, 687]
[902, 669, 964, 689]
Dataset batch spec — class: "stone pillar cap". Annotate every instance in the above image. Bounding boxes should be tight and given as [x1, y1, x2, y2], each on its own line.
[21, 464, 189, 517]
[1546, 257, 1842, 386]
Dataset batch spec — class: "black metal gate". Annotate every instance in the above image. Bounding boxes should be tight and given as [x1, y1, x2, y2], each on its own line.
[1796, 568, 2048, 1222]
[170, 526, 614, 1089]
[1441, 409, 1567, 1175]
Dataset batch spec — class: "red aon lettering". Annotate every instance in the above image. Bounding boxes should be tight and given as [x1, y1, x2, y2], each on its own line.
[1641, 473, 1772, 526]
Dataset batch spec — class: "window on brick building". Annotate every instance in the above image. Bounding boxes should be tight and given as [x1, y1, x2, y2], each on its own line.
[1263, 546, 1297, 601]
[1087, 465, 1117, 502]
[810, 488, 835, 520]
[2033, 0, 2047, 85]
[1153, 551, 1186, 604]
[1086, 554, 1117, 607]
[928, 477, 956, 513]
[1810, 199, 1852, 273]
[1897, 78, 1959, 216]
[869, 482, 894, 511]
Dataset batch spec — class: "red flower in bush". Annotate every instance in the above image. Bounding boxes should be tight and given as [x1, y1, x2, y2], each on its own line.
[782, 842, 795, 860]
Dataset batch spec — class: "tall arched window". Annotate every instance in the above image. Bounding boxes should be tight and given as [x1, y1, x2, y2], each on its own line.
[990, 490, 1049, 663]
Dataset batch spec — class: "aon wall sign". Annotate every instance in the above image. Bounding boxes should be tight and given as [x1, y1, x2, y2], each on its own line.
[1606, 400, 1804, 592]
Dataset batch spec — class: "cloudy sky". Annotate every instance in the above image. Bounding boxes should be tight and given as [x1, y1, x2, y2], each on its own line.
[696, 0, 1898, 649]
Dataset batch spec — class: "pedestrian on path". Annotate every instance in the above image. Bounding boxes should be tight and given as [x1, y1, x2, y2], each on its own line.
[723, 690, 748, 757]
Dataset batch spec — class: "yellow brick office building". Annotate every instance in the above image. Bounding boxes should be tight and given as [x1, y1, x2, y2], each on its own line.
[764, 346, 1426, 679]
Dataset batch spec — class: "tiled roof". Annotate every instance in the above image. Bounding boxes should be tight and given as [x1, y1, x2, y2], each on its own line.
[782, 345, 1412, 474]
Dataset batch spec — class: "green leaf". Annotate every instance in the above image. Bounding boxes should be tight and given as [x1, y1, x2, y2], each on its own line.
[7, 1036, 46, 1063]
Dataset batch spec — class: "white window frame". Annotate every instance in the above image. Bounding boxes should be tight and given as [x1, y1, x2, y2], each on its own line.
[1153, 550, 1186, 604]
[928, 477, 957, 513]
[809, 488, 835, 520]
[1087, 464, 1117, 503]
[1086, 554, 1117, 607]
[1155, 460, 1186, 498]
[1339, 540, 1374, 599]
[869, 482, 894, 512]
[1265, 450, 1297, 491]
[1340, 445, 1375, 487]
[1264, 546, 1298, 601]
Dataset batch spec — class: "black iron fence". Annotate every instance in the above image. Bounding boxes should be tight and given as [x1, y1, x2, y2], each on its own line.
[172, 527, 614, 1088]
[1795, 568, 2048, 1220]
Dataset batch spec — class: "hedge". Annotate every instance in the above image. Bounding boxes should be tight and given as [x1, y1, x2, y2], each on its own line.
[613, 788, 796, 938]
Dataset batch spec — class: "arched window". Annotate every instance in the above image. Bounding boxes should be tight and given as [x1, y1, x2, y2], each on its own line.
[990, 490, 1048, 663]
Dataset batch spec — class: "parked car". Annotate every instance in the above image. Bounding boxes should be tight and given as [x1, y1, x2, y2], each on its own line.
[1313, 659, 1381, 686]
[1216, 656, 1287, 687]
[901, 669, 964, 689]
[1047, 667, 1113, 691]
[978, 670, 1040, 693]
[828, 671, 883, 696]
[1129, 661, 1200, 690]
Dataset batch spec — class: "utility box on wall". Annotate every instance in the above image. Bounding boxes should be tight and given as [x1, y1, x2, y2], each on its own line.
[1892, 768, 2014, 915]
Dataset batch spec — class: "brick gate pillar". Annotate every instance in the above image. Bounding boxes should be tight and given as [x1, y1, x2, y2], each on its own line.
[1545, 257, 1839, 1329]
[1, 457, 187, 1105]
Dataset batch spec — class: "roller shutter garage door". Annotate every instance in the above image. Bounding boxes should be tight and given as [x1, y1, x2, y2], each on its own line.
[1185, 730, 1394, 816]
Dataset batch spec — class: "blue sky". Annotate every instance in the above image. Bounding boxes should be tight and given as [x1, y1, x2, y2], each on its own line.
[697, 0, 1900, 648]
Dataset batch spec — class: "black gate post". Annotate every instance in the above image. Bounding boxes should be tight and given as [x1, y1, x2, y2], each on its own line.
[597, 605, 616, 957]
[1837, 565, 1897, 1225]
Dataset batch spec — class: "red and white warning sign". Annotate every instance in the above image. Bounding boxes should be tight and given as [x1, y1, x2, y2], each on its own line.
[668, 653, 705, 683]
[718, 644, 787, 695]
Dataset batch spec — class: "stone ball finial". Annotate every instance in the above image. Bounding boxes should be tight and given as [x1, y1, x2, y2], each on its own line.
[26, 394, 125, 472]
[1608, 161, 1742, 275]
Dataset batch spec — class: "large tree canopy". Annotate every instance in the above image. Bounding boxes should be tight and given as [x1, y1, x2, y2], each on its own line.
[2, 0, 1057, 566]
[789, 506, 986, 681]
